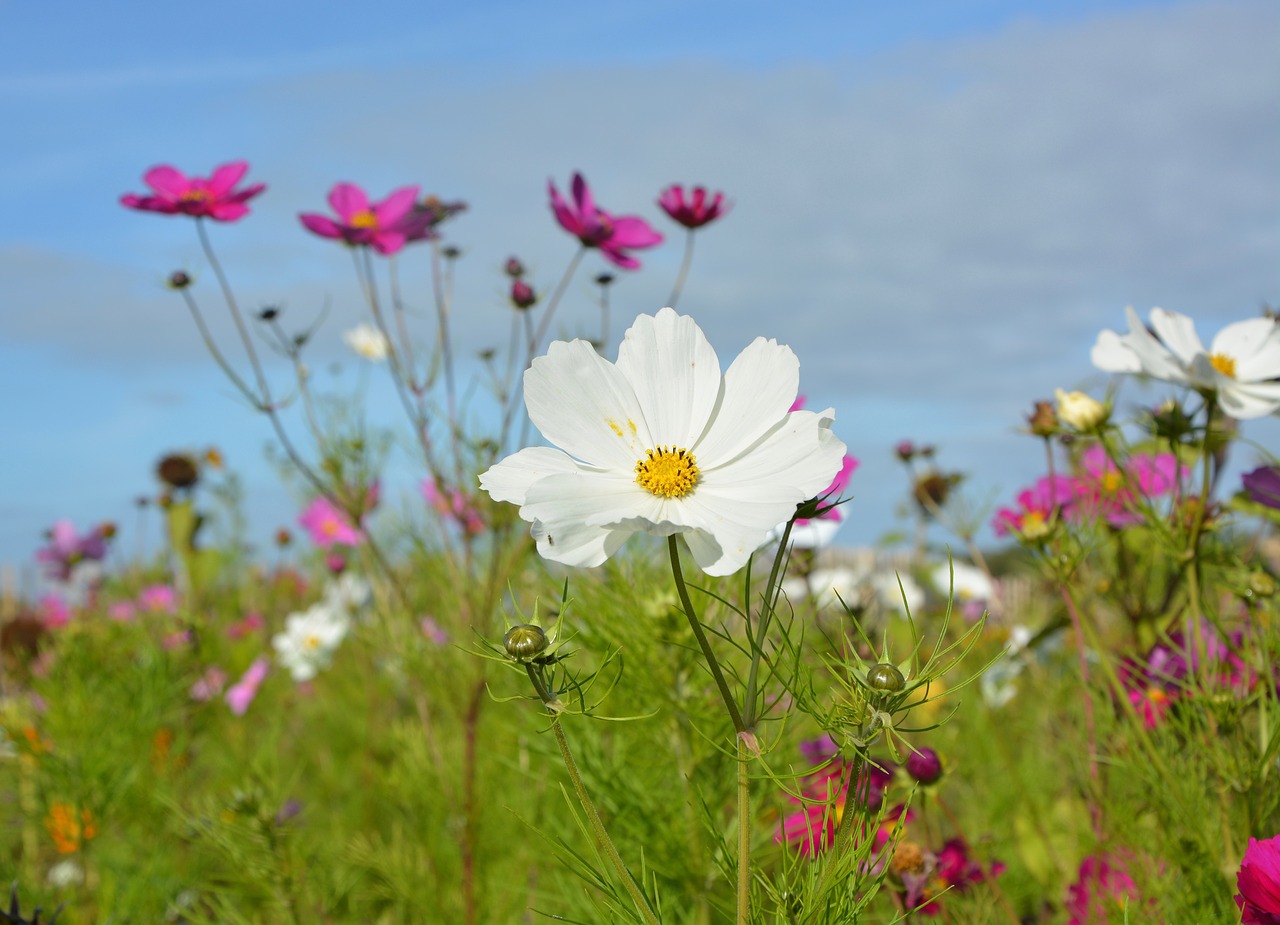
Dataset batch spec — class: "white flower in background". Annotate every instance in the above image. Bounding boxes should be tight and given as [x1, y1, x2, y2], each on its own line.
[869, 570, 925, 619]
[1054, 389, 1107, 431]
[47, 858, 85, 887]
[981, 657, 1024, 709]
[787, 566, 864, 611]
[928, 561, 994, 606]
[271, 603, 350, 682]
[1092, 307, 1280, 419]
[323, 572, 372, 616]
[343, 323, 390, 362]
[480, 308, 846, 576]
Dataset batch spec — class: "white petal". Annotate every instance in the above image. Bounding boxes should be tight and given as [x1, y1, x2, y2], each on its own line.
[479, 447, 582, 505]
[1211, 318, 1280, 382]
[1216, 379, 1280, 419]
[614, 308, 722, 447]
[524, 339, 653, 468]
[1090, 329, 1142, 373]
[529, 517, 632, 569]
[522, 470, 671, 532]
[703, 409, 846, 500]
[1149, 308, 1205, 366]
[690, 336, 801, 464]
[1120, 307, 1188, 382]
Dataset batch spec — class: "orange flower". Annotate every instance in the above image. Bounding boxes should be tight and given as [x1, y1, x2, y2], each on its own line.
[45, 802, 97, 854]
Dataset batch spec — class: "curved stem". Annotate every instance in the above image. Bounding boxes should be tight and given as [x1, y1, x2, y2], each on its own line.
[668, 536, 745, 734]
[529, 247, 586, 356]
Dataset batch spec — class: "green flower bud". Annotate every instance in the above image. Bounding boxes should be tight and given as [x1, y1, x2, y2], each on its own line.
[503, 624, 549, 662]
[866, 663, 905, 692]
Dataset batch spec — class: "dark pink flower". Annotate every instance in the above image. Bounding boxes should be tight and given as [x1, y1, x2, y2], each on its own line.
[1070, 445, 1183, 527]
[225, 612, 265, 640]
[658, 184, 731, 229]
[1243, 466, 1280, 510]
[299, 183, 431, 256]
[548, 172, 663, 270]
[297, 497, 362, 548]
[993, 475, 1075, 539]
[1237, 835, 1280, 924]
[121, 161, 265, 221]
[225, 657, 270, 716]
[39, 595, 71, 630]
[1065, 854, 1140, 924]
[905, 747, 943, 785]
[509, 279, 537, 310]
[936, 838, 1003, 890]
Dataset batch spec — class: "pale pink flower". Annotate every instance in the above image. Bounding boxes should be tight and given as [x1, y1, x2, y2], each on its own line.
[40, 596, 71, 630]
[137, 584, 178, 615]
[420, 616, 449, 645]
[190, 666, 227, 702]
[108, 601, 137, 622]
[225, 658, 270, 716]
[548, 172, 663, 270]
[297, 497, 363, 548]
[422, 479, 485, 535]
[162, 630, 192, 650]
[121, 161, 265, 221]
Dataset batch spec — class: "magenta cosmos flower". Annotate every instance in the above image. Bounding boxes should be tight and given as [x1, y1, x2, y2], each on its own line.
[658, 184, 731, 229]
[548, 172, 663, 269]
[1065, 854, 1141, 925]
[299, 183, 432, 256]
[121, 161, 265, 221]
[992, 475, 1075, 539]
[1069, 445, 1183, 528]
[1237, 835, 1280, 924]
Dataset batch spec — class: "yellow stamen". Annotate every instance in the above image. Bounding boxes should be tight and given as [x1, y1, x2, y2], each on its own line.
[349, 209, 379, 229]
[1209, 353, 1236, 379]
[1101, 471, 1123, 494]
[180, 189, 212, 203]
[635, 446, 699, 498]
[1020, 511, 1049, 539]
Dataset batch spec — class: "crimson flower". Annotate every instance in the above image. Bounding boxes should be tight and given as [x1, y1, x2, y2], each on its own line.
[1065, 854, 1140, 924]
[1237, 835, 1280, 924]
[299, 183, 432, 256]
[658, 183, 731, 229]
[548, 172, 663, 269]
[121, 161, 265, 221]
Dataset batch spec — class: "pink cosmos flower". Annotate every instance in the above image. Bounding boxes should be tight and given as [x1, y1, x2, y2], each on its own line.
[1237, 835, 1280, 924]
[225, 657, 270, 716]
[787, 397, 859, 526]
[1069, 445, 1183, 527]
[108, 601, 137, 622]
[121, 161, 265, 221]
[1065, 854, 1140, 924]
[422, 478, 485, 535]
[162, 630, 192, 650]
[658, 184, 731, 229]
[420, 616, 449, 645]
[777, 757, 898, 856]
[190, 666, 227, 702]
[39, 595, 71, 630]
[137, 584, 178, 615]
[36, 520, 111, 582]
[297, 497, 363, 548]
[992, 475, 1075, 539]
[299, 183, 431, 256]
[548, 172, 663, 269]
[225, 612, 265, 640]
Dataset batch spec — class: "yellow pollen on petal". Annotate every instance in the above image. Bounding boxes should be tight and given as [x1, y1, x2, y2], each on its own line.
[607, 419, 624, 437]
[628, 420, 638, 436]
[349, 209, 379, 229]
[1209, 353, 1237, 379]
[635, 446, 699, 498]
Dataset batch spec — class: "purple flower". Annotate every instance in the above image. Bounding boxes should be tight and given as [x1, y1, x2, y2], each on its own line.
[35, 520, 111, 582]
[658, 184, 731, 229]
[1243, 466, 1280, 510]
[548, 172, 663, 270]
[905, 747, 943, 785]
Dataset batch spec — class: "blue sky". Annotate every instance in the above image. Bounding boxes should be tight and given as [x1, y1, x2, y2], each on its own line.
[2, 0, 1278, 586]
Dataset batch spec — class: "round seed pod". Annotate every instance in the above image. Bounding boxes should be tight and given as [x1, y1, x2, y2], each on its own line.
[503, 624, 549, 662]
[866, 662, 905, 692]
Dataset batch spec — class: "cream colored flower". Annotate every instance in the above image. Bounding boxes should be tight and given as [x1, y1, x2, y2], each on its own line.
[343, 323, 390, 362]
[1054, 389, 1107, 431]
[480, 308, 846, 576]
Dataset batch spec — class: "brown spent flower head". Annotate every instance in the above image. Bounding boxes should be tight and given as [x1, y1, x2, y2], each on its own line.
[594, 272, 616, 287]
[1027, 399, 1058, 437]
[913, 472, 961, 510]
[891, 841, 928, 877]
[156, 453, 199, 490]
[274, 528, 293, 548]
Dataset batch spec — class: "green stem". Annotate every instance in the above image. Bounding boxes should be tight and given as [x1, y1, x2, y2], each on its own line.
[526, 665, 659, 925]
[666, 230, 696, 309]
[743, 520, 793, 728]
[667, 537, 745, 734]
[737, 739, 750, 925]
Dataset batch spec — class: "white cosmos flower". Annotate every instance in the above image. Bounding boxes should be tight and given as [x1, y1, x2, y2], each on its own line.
[927, 560, 994, 605]
[1092, 307, 1280, 419]
[344, 323, 390, 362]
[271, 603, 350, 682]
[480, 308, 847, 576]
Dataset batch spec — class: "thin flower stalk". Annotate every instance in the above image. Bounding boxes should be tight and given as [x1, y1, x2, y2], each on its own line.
[666, 229, 697, 310]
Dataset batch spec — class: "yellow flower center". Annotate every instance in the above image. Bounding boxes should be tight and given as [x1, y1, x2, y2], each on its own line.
[1101, 471, 1123, 494]
[1020, 510, 1049, 539]
[180, 189, 212, 203]
[349, 209, 379, 229]
[304, 634, 321, 651]
[635, 446, 699, 498]
[1209, 352, 1236, 379]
